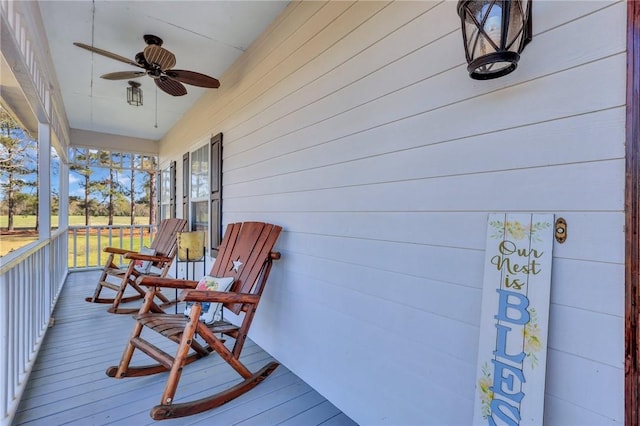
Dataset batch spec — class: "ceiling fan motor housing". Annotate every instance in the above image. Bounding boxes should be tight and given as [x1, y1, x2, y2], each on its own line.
[143, 34, 163, 46]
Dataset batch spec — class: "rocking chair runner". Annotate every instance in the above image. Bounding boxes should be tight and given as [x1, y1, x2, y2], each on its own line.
[107, 221, 282, 420]
[86, 218, 187, 314]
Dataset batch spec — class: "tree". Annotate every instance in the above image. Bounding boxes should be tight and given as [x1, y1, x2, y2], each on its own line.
[0, 109, 37, 231]
[130, 165, 136, 225]
[93, 168, 127, 226]
[140, 156, 157, 226]
[69, 149, 95, 225]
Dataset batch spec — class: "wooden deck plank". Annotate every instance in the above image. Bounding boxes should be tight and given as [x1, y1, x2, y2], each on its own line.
[235, 390, 328, 425]
[279, 400, 344, 425]
[320, 413, 359, 426]
[187, 382, 316, 426]
[12, 271, 356, 426]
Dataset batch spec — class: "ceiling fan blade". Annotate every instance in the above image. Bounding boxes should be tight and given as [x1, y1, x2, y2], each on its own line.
[165, 70, 220, 89]
[101, 71, 146, 80]
[155, 76, 187, 96]
[73, 42, 142, 68]
[143, 45, 176, 71]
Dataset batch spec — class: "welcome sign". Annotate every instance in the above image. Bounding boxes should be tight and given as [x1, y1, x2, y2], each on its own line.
[472, 213, 554, 426]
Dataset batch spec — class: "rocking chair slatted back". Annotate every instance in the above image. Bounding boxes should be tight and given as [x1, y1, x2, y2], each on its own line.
[211, 222, 282, 315]
[151, 218, 187, 258]
[86, 218, 187, 314]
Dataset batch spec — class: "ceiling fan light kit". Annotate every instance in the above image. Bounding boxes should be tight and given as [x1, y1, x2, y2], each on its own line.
[74, 34, 220, 97]
[127, 81, 143, 106]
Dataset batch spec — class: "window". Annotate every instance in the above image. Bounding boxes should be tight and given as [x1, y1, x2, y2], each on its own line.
[184, 133, 223, 256]
[190, 144, 209, 237]
[159, 161, 176, 220]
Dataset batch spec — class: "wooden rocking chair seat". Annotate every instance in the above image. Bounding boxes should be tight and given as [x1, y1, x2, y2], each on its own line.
[106, 221, 282, 420]
[136, 313, 241, 339]
[85, 218, 187, 314]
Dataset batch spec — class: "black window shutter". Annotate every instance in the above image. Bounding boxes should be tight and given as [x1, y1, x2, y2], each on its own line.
[182, 152, 189, 222]
[210, 133, 223, 257]
[170, 160, 176, 218]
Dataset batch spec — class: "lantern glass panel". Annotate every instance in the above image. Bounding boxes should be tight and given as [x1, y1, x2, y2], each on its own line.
[506, 0, 528, 51]
[481, 3, 503, 49]
[127, 85, 143, 106]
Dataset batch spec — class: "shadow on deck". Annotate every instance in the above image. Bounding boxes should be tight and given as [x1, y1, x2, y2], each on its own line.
[13, 271, 356, 426]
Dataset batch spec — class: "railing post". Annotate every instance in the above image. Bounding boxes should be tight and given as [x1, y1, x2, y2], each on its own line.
[0, 273, 8, 422]
[72, 228, 77, 269]
[97, 227, 102, 268]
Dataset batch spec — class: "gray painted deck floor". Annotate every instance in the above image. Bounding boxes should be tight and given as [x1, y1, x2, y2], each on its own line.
[13, 271, 356, 426]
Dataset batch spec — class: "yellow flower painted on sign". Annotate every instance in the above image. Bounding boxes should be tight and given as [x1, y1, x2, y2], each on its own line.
[478, 362, 493, 419]
[506, 221, 527, 240]
[489, 220, 551, 242]
[523, 308, 542, 368]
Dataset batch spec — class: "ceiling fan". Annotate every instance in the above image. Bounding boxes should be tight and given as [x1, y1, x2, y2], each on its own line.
[73, 34, 220, 97]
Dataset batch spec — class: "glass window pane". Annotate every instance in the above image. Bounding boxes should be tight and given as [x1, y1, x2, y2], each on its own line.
[190, 145, 208, 199]
[121, 153, 132, 169]
[99, 150, 111, 167]
[88, 149, 99, 166]
[191, 201, 208, 235]
[111, 152, 122, 170]
[161, 168, 171, 200]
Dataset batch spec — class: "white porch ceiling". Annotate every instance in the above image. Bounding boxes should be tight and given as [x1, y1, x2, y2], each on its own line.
[38, 0, 288, 142]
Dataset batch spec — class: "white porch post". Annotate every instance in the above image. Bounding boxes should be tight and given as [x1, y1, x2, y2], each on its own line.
[59, 155, 69, 230]
[38, 121, 51, 312]
[38, 122, 51, 236]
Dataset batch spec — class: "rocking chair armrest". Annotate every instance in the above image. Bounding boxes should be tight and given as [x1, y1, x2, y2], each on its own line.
[180, 290, 260, 305]
[104, 247, 136, 255]
[139, 276, 199, 289]
[124, 252, 172, 263]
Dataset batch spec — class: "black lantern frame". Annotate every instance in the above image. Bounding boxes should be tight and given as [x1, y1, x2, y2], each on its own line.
[127, 80, 143, 106]
[457, 0, 532, 80]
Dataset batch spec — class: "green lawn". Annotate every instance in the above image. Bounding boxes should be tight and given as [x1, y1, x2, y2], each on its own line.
[0, 215, 150, 228]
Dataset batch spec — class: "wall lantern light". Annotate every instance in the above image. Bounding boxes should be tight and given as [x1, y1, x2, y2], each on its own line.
[127, 81, 143, 106]
[457, 0, 532, 80]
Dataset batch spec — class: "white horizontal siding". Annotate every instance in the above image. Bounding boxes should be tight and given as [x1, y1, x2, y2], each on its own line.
[160, 1, 626, 424]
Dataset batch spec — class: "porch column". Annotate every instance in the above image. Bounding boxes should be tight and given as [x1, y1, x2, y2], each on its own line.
[38, 121, 52, 314]
[38, 122, 51, 236]
[59, 158, 69, 229]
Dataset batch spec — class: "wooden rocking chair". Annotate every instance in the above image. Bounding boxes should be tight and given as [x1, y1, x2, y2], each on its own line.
[106, 221, 282, 420]
[85, 218, 187, 314]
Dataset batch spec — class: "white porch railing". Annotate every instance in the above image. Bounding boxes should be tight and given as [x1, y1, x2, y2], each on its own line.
[0, 224, 157, 426]
[68, 225, 156, 270]
[0, 229, 68, 426]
